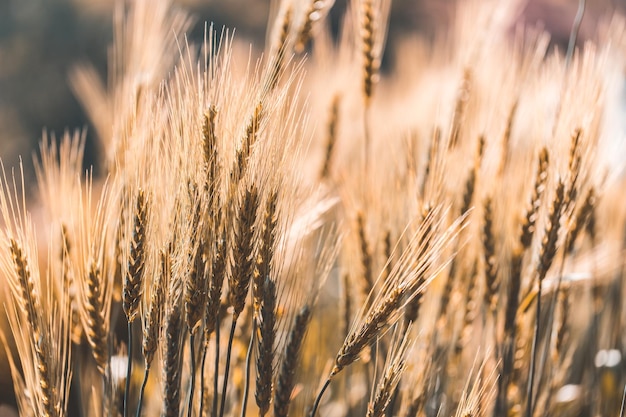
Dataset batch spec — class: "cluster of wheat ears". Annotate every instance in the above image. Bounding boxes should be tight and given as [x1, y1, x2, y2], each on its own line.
[0, 0, 625, 416]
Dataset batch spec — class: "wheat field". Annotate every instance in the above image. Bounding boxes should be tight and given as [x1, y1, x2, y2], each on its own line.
[0, 1, 625, 417]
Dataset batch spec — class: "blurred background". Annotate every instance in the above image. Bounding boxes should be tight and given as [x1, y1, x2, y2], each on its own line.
[0, 0, 624, 186]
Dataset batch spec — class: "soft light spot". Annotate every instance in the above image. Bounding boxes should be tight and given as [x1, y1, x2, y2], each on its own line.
[595, 349, 622, 368]
[111, 354, 128, 383]
[555, 384, 581, 403]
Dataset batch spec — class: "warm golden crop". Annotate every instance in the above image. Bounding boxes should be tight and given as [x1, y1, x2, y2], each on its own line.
[0, 1, 625, 417]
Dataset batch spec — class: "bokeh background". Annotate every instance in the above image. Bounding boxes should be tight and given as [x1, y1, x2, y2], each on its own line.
[1, 0, 624, 184]
[0, 0, 624, 414]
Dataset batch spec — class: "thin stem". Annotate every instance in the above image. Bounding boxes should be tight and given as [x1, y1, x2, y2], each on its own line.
[136, 367, 150, 417]
[200, 339, 209, 417]
[103, 358, 113, 416]
[566, 0, 586, 68]
[124, 321, 133, 417]
[219, 317, 238, 417]
[620, 385, 626, 417]
[188, 333, 197, 417]
[309, 378, 332, 417]
[526, 280, 542, 417]
[213, 321, 221, 417]
[240, 324, 255, 417]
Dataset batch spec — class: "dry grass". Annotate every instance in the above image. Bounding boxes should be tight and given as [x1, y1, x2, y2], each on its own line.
[0, 0, 625, 417]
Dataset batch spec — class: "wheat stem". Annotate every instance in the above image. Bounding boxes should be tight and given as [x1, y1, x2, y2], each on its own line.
[213, 320, 221, 417]
[125, 322, 133, 417]
[309, 378, 332, 417]
[199, 343, 208, 417]
[187, 334, 197, 417]
[526, 273, 542, 417]
[241, 324, 255, 417]
[136, 366, 149, 417]
[219, 318, 238, 417]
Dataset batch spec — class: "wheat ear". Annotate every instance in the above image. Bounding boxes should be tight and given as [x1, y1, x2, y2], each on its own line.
[566, 186, 595, 253]
[84, 260, 109, 375]
[482, 197, 498, 313]
[231, 103, 263, 186]
[123, 188, 147, 417]
[496, 147, 550, 414]
[255, 191, 279, 417]
[565, 129, 582, 206]
[240, 190, 279, 417]
[294, 0, 334, 52]
[201, 227, 227, 417]
[357, 211, 374, 303]
[220, 185, 260, 417]
[449, 69, 472, 149]
[266, 6, 292, 92]
[274, 305, 312, 417]
[521, 148, 550, 249]
[199, 104, 224, 417]
[310, 210, 460, 417]
[527, 180, 565, 417]
[163, 292, 184, 417]
[361, 0, 378, 105]
[9, 239, 57, 417]
[228, 185, 260, 320]
[320, 94, 341, 180]
[455, 260, 478, 354]
[61, 224, 82, 344]
[255, 277, 278, 417]
[498, 100, 518, 175]
[366, 332, 413, 417]
[9, 239, 39, 334]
